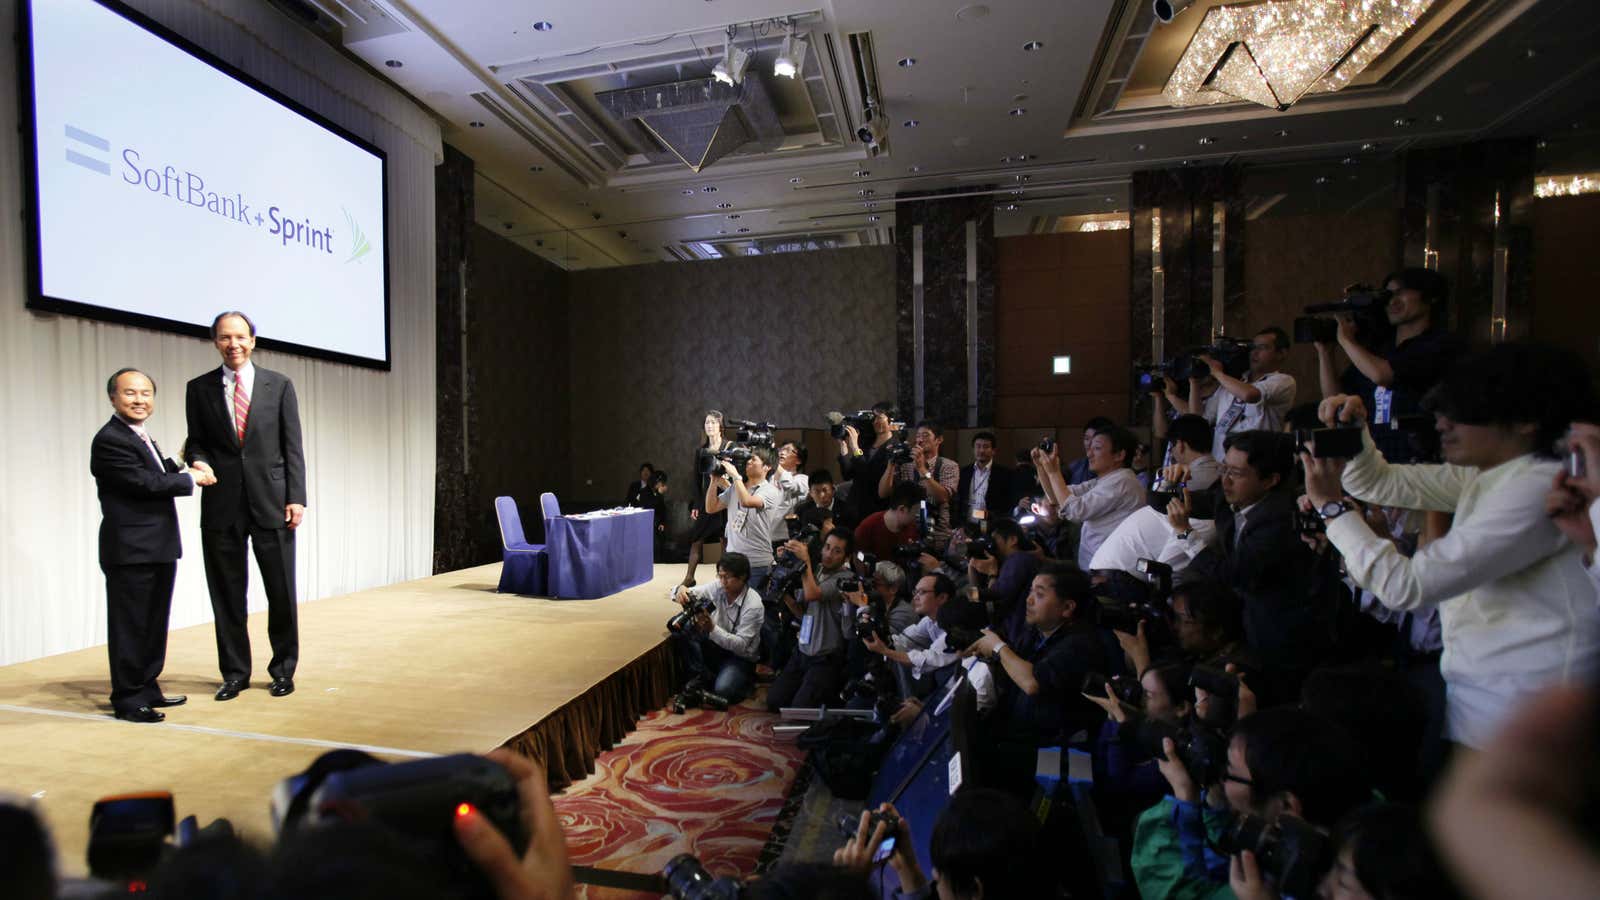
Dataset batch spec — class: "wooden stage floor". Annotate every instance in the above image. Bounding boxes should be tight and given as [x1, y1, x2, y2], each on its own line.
[0, 562, 686, 877]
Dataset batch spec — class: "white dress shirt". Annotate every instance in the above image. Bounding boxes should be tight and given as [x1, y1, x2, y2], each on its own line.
[1060, 467, 1146, 570]
[1588, 498, 1600, 593]
[934, 657, 997, 715]
[689, 581, 765, 662]
[1212, 371, 1296, 460]
[221, 361, 257, 424]
[970, 462, 993, 513]
[1327, 428, 1600, 748]
[894, 615, 958, 679]
[119, 418, 195, 486]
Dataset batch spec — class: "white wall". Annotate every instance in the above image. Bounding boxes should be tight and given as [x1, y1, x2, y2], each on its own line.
[0, 0, 442, 666]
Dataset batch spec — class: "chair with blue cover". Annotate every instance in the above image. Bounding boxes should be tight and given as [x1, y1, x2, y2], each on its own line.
[540, 491, 561, 520]
[494, 496, 547, 595]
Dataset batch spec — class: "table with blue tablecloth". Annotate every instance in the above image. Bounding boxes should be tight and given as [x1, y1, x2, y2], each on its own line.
[543, 507, 655, 599]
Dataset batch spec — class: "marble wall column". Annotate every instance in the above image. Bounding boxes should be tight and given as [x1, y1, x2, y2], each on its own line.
[893, 189, 996, 426]
[433, 144, 478, 573]
[1400, 139, 1536, 344]
[1129, 166, 1246, 420]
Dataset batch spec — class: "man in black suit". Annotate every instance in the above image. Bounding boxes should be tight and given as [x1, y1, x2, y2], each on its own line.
[1178, 430, 1339, 700]
[185, 311, 307, 701]
[92, 368, 217, 722]
[954, 431, 1015, 531]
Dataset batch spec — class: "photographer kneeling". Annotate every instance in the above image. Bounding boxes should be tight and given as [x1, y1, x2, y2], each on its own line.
[1304, 341, 1600, 749]
[670, 552, 765, 706]
[767, 528, 861, 711]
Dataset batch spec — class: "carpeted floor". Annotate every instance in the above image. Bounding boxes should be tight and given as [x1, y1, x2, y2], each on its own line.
[553, 693, 809, 899]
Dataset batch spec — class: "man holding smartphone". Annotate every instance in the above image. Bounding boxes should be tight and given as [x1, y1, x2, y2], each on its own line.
[766, 528, 860, 711]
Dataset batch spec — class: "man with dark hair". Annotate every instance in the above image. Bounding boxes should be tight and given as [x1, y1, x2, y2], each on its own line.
[671, 551, 765, 703]
[705, 444, 785, 589]
[1037, 425, 1146, 570]
[1066, 416, 1118, 485]
[624, 462, 654, 507]
[1134, 707, 1370, 899]
[1316, 268, 1466, 462]
[1305, 341, 1600, 748]
[93, 368, 216, 722]
[186, 310, 306, 701]
[966, 517, 1040, 647]
[971, 563, 1110, 752]
[1091, 413, 1221, 575]
[793, 468, 838, 524]
[878, 420, 960, 553]
[1205, 327, 1297, 461]
[767, 440, 811, 544]
[854, 481, 925, 561]
[838, 401, 899, 522]
[767, 529, 859, 710]
[1179, 430, 1338, 691]
[865, 572, 960, 699]
[955, 430, 1016, 528]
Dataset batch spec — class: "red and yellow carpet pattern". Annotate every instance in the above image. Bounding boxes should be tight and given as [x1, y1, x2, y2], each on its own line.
[553, 696, 808, 899]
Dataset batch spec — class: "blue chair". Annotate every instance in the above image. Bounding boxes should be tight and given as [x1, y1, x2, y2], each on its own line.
[494, 496, 547, 595]
[540, 491, 561, 520]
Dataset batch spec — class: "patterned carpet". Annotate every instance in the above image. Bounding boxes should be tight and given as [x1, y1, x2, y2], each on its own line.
[553, 694, 809, 899]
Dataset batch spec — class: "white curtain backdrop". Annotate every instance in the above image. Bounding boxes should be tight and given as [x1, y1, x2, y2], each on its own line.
[0, 0, 442, 666]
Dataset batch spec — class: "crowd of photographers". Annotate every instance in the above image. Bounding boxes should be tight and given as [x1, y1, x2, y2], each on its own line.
[11, 268, 1600, 899]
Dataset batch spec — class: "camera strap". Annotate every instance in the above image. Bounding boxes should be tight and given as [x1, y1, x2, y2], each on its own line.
[569, 865, 670, 892]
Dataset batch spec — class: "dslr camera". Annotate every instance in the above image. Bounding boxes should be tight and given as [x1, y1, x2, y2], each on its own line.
[1295, 426, 1363, 460]
[1123, 712, 1229, 786]
[662, 852, 745, 899]
[668, 594, 718, 634]
[1215, 813, 1334, 898]
[1083, 671, 1143, 707]
[1189, 662, 1256, 726]
[964, 534, 997, 560]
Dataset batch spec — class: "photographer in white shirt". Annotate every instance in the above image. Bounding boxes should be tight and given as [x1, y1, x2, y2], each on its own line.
[1301, 342, 1600, 749]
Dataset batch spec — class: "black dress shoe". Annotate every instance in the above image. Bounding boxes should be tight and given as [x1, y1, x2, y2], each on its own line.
[115, 706, 165, 723]
[269, 678, 295, 697]
[215, 680, 247, 701]
[151, 695, 187, 708]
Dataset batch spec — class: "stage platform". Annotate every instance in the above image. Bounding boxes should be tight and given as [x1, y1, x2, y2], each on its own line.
[0, 562, 687, 877]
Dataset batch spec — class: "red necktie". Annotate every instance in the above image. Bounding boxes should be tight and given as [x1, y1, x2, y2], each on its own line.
[233, 377, 250, 442]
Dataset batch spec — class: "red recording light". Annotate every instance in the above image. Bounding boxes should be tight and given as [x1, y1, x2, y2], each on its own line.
[456, 802, 475, 818]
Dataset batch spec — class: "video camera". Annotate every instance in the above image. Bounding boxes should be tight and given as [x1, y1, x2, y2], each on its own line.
[1294, 286, 1391, 345]
[1122, 712, 1229, 786]
[668, 594, 718, 634]
[727, 418, 776, 447]
[1136, 337, 1253, 390]
[1215, 813, 1334, 898]
[1295, 426, 1363, 460]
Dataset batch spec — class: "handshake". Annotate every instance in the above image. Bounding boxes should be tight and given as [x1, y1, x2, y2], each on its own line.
[188, 459, 218, 487]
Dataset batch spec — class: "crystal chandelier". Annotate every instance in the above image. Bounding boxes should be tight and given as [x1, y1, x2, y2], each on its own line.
[1164, 0, 1438, 111]
[1535, 174, 1600, 198]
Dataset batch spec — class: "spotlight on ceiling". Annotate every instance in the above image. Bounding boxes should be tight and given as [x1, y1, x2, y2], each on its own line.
[773, 30, 809, 79]
[712, 27, 751, 86]
[1153, 0, 1196, 23]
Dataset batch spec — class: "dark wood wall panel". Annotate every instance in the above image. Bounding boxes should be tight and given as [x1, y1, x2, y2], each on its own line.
[1532, 194, 1600, 372]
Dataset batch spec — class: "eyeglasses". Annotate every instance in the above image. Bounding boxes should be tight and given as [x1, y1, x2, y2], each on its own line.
[1221, 771, 1254, 787]
[1218, 466, 1254, 480]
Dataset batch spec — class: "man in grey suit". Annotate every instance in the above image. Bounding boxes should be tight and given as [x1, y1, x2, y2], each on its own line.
[185, 311, 307, 701]
[92, 368, 217, 722]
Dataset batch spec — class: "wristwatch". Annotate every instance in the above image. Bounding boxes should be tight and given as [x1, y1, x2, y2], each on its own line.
[1318, 500, 1353, 522]
[1175, 528, 1193, 540]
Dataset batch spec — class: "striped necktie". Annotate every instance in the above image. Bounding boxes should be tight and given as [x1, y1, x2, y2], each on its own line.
[233, 376, 250, 442]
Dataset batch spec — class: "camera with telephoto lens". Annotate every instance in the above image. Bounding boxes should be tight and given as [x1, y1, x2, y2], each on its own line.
[662, 852, 745, 899]
[1215, 813, 1334, 899]
[280, 752, 527, 900]
[1124, 713, 1229, 786]
[1096, 595, 1167, 636]
[836, 809, 901, 863]
[1148, 471, 1220, 520]
[1084, 671, 1143, 707]
[1190, 662, 1256, 726]
[671, 686, 731, 714]
[668, 594, 718, 634]
[891, 541, 929, 567]
[836, 576, 861, 593]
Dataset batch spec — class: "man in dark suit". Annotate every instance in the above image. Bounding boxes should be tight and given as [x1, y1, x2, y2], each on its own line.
[1181, 430, 1339, 700]
[954, 431, 1015, 531]
[92, 368, 217, 722]
[185, 311, 307, 701]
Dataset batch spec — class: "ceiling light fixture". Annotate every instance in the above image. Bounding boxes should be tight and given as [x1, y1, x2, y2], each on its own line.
[774, 27, 809, 78]
[1023, 40, 1044, 51]
[384, 59, 403, 68]
[702, 186, 719, 192]
[738, 227, 750, 233]
[1198, 136, 1217, 144]
[1008, 107, 1027, 116]
[853, 169, 871, 177]
[532, 21, 554, 32]
[858, 189, 875, 196]
[1536, 173, 1600, 198]
[869, 215, 882, 222]
[681, 189, 695, 195]
[529, 165, 543, 172]
[789, 176, 804, 184]
[716, 202, 732, 208]
[909, 165, 922, 173]
[904, 119, 920, 128]
[712, 25, 751, 86]
[468, 121, 485, 128]
[1164, 0, 1439, 111]
[728, 214, 741, 219]
[898, 57, 917, 67]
